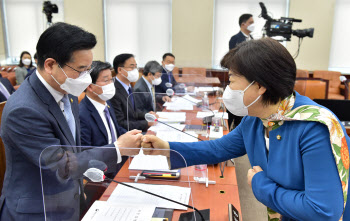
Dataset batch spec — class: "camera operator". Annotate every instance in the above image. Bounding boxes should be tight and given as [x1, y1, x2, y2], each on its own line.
[227, 14, 255, 130]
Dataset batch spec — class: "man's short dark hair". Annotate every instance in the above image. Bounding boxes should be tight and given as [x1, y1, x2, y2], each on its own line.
[90, 61, 112, 84]
[36, 22, 97, 69]
[143, 61, 163, 76]
[221, 38, 296, 105]
[239, 14, 252, 26]
[113, 53, 134, 74]
[162, 53, 175, 61]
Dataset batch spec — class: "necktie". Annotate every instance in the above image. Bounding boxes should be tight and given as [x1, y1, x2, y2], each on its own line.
[0, 83, 10, 99]
[128, 87, 135, 110]
[61, 95, 76, 141]
[167, 73, 171, 83]
[151, 86, 156, 111]
[104, 106, 117, 143]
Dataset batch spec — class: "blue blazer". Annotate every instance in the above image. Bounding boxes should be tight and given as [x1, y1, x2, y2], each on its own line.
[170, 92, 350, 221]
[0, 73, 118, 220]
[229, 31, 252, 50]
[0, 76, 15, 102]
[155, 68, 177, 94]
[79, 96, 127, 147]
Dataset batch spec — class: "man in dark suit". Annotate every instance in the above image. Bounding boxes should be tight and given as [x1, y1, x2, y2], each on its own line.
[155, 53, 177, 93]
[110, 54, 157, 132]
[134, 60, 171, 113]
[0, 23, 142, 221]
[0, 74, 15, 102]
[228, 14, 255, 130]
[229, 14, 255, 50]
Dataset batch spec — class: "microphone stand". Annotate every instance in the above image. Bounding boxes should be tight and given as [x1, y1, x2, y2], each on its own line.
[155, 119, 204, 141]
[104, 177, 206, 221]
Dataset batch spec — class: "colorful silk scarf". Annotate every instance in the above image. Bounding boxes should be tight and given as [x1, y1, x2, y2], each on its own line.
[260, 94, 349, 221]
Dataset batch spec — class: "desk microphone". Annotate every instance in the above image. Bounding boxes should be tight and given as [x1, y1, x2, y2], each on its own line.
[84, 168, 206, 221]
[145, 113, 204, 141]
[165, 82, 173, 88]
[340, 76, 350, 98]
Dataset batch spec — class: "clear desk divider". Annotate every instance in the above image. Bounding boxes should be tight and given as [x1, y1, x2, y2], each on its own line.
[40, 145, 212, 221]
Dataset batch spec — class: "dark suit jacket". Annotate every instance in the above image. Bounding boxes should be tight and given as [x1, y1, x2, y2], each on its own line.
[155, 68, 177, 93]
[79, 96, 127, 147]
[0, 73, 118, 220]
[110, 78, 148, 131]
[229, 31, 253, 50]
[0, 76, 15, 102]
[134, 77, 164, 113]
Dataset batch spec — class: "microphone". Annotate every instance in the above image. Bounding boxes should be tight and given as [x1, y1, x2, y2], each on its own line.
[145, 113, 204, 141]
[84, 168, 206, 221]
[165, 82, 173, 88]
[88, 160, 108, 172]
[340, 76, 350, 98]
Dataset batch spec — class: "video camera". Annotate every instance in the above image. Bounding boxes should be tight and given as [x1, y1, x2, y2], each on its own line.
[259, 2, 314, 41]
[43, 1, 58, 24]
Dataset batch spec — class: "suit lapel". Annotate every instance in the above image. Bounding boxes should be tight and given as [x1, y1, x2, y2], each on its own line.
[84, 97, 108, 141]
[29, 73, 77, 148]
[69, 94, 81, 147]
[115, 79, 135, 114]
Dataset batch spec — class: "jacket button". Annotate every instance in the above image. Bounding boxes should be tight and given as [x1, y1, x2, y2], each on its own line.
[277, 135, 282, 140]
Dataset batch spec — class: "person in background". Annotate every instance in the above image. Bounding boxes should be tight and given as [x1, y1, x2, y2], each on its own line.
[110, 53, 157, 132]
[155, 53, 177, 94]
[15, 51, 35, 84]
[25, 52, 38, 79]
[228, 14, 255, 130]
[0, 74, 15, 102]
[134, 60, 171, 113]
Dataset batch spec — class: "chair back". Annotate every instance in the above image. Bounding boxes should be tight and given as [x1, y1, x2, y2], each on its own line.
[182, 67, 207, 77]
[313, 70, 341, 95]
[0, 101, 7, 194]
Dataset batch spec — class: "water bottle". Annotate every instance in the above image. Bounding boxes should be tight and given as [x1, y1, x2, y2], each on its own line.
[193, 164, 207, 181]
[202, 92, 209, 109]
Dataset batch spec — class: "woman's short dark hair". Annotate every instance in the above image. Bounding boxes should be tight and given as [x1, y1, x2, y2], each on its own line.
[90, 61, 112, 84]
[36, 22, 97, 69]
[19, 51, 33, 68]
[113, 53, 134, 74]
[220, 37, 296, 105]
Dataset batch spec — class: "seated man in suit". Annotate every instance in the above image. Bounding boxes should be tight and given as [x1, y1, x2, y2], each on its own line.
[0, 23, 142, 221]
[155, 53, 177, 93]
[228, 14, 254, 130]
[0, 74, 15, 102]
[110, 54, 156, 132]
[134, 61, 171, 113]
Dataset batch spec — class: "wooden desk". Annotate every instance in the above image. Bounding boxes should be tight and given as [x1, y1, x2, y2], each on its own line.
[100, 161, 241, 221]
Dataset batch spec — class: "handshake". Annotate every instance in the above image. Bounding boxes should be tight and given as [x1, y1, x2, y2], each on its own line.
[117, 130, 170, 157]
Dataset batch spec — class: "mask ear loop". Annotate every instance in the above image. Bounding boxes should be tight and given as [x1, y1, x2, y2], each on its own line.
[244, 81, 261, 108]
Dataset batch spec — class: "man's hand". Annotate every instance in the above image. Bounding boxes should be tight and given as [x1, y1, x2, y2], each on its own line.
[148, 111, 159, 119]
[247, 166, 263, 187]
[162, 96, 171, 102]
[141, 135, 170, 157]
[117, 129, 142, 156]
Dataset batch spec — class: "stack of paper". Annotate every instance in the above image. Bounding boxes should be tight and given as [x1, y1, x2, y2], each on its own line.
[148, 123, 186, 132]
[156, 112, 187, 123]
[156, 130, 198, 142]
[107, 183, 191, 210]
[129, 151, 172, 171]
[196, 110, 228, 119]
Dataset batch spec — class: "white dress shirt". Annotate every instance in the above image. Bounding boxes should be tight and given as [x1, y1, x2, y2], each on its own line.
[241, 31, 252, 41]
[86, 95, 118, 144]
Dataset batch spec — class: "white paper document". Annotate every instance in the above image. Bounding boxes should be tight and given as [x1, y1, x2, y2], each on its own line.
[129, 151, 172, 171]
[180, 94, 202, 104]
[148, 123, 186, 132]
[82, 201, 155, 221]
[163, 97, 195, 110]
[107, 183, 191, 210]
[156, 112, 187, 123]
[196, 110, 228, 119]
[156, 131, 198, 142]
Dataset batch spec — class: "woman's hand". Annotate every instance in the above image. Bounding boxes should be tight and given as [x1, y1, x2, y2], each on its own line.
[141, 135, 170, 157]
[247, 166, 263, 187]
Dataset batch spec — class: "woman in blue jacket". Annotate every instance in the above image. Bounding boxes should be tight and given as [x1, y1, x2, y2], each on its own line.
[142, 38, 350, 221]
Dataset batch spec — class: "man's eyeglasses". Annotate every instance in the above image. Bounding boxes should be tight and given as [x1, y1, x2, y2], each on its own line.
[64, 64, 95, 76]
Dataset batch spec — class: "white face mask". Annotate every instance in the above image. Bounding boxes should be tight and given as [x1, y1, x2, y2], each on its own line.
[122, 68, 139, 82]
[247, 23, 255, 32]
[152, 76, 162, 85]
[52, 65, 92, 96]
[222, 81, 261, 116]
[93, 82, 116, 101]
[164, 64, 175, 72]
[22, 58, 31, 66]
